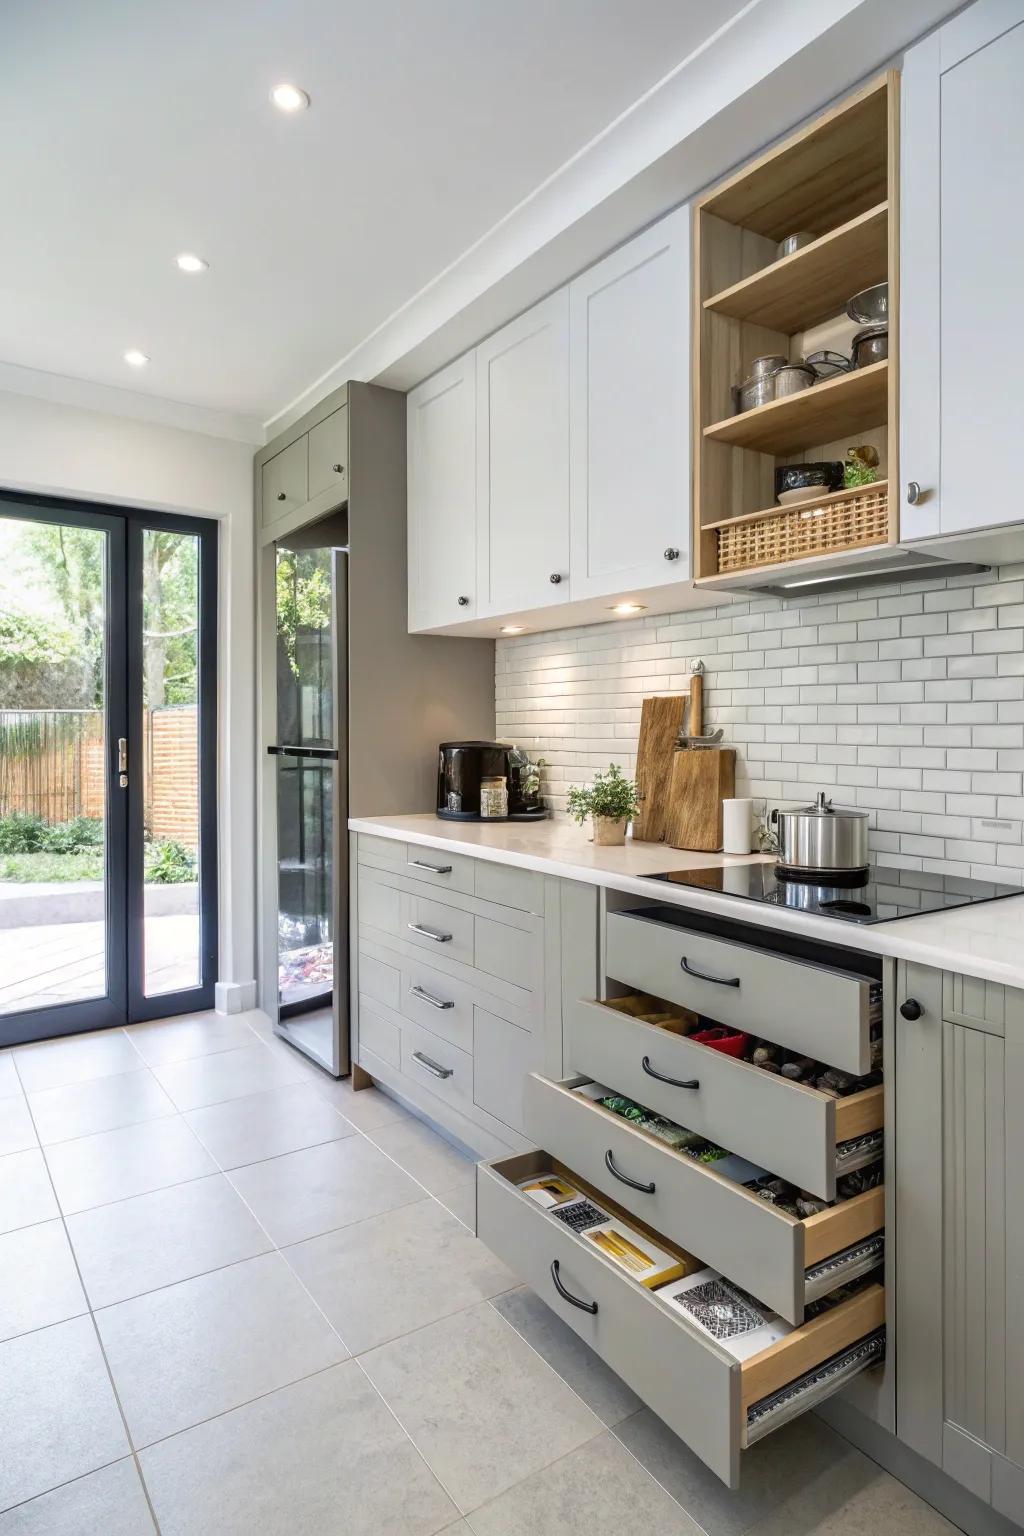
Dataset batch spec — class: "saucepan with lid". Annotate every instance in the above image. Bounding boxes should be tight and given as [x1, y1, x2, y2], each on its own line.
[770, 791, 869, 876]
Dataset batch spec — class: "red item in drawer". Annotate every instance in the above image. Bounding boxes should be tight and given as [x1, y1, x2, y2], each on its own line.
[691, 1025, 751, 1059]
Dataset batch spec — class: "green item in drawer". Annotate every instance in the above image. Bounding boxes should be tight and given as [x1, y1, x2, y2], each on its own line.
[594, 1091, 704, 1151]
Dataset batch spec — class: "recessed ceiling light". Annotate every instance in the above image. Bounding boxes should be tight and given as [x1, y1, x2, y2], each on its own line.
[608, 602, 647, 616]
[123, 349, 149, 367]
[270, 82, 310, 113]
[175, 253, 208, 274]
[500, 625, 528, 635]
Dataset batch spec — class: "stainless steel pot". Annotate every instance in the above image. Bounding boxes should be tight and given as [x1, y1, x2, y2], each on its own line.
[771, 792, 869, 874]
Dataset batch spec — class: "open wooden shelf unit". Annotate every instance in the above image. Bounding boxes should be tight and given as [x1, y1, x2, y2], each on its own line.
[692, 73, 899, 584]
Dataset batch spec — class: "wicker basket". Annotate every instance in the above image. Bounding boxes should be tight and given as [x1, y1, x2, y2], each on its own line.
[716, 486, 889, 574]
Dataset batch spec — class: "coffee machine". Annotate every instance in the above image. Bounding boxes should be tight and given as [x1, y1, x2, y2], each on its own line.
[436, 741, 546, 821]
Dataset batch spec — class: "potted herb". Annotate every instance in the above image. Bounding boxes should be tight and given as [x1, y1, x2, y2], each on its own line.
[566, 763, 639, 846]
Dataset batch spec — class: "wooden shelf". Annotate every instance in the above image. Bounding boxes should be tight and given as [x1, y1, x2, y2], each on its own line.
[703, 203, 888, 333]
[703, 481, 890, 532]
[703, 362, 889, 455]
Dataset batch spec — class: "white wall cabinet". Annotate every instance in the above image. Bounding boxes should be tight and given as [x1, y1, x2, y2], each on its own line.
[476, 291, 570, 616]
[569, 204, 691, 599]
[901, 1, 1024, 542]
[407, 353, 478, 631]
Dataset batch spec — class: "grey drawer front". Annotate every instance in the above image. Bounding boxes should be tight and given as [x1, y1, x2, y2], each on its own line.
[403, 847, 476, 896]
[262, 437, 308, 525]
[568, 999, 837, 1200]
[359, 999, 401, 1069]
[473, 1008, 538, 1135]
[473, 861, 545, 914]
[475, 914, 540, 991]
[606, 911, 872, 1075]
[357, 834, 406, 870]
[525, 1074, 805, 1323]
[402, 892, 474, 965]
[401, 1019, 474, 1115]
[476, 1154, 740, 1486]
[400, 958, 474, 1053]
[307, 404, 348, 501]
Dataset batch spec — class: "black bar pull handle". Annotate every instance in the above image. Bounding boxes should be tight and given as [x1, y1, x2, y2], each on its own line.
[681, 955, 740, 988]
[550, 1259, 598, 1314]
[642, 1055, 699, 1090]
[605, 1149, 655, 1193]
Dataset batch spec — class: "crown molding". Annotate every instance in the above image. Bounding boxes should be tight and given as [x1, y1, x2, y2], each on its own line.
[0, 360, 264, 445]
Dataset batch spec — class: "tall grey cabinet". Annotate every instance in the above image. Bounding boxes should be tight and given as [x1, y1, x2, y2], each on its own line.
[895, 962, 1024, 1526]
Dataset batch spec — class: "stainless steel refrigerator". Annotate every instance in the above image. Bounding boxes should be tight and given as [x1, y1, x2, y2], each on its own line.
[268, 532, 348, 1076]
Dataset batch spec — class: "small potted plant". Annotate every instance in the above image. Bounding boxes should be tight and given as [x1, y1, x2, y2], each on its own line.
[566, 763, 639, 846]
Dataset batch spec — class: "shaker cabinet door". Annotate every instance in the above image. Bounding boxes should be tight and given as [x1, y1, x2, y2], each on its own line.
[569, 204, 690, 599]
[476, 291, 570, 617]
[901, 2, 1024, 540]
[407, 353, 478, 632]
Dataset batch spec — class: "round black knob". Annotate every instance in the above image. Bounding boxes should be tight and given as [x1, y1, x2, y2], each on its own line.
[332, 462, 344, 473]
[664, 547, 680, 561]
[900, 998, 923, 1021]
[549, 573, 563, 585]
[457, 595, 470, 607]
[276, 491, 286, 501]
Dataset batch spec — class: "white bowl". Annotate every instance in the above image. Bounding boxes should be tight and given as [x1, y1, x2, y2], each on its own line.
[777, 485, 828, 507]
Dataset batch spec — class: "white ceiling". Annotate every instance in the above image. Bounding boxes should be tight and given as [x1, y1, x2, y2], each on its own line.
[0, 0, 750, 433]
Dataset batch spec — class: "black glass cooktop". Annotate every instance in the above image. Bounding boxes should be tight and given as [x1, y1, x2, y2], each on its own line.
[644, 864, 1021, 924]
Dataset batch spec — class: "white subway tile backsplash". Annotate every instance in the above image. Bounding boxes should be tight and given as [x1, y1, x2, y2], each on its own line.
[495, 564, 1024, 882]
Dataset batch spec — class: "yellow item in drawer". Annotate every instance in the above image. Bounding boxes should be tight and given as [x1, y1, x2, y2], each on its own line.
[518, 1175, 580, 1210]
[583, 1218, 687, 1289]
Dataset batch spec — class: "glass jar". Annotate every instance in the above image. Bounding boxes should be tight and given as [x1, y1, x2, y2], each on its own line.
[479, 775, 508, 819]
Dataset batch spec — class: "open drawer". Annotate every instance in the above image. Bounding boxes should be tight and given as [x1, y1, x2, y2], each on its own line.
[525, 1073, 884, 1324]
[477, 1150, 885, 1488]
[606, 908, 879, 1076]
[566, 995, 883, 1201]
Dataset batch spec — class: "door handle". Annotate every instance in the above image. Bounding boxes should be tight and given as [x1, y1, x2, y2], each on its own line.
[407, 923, 453, 943]
[117, 737, 128, 788]
[641, 1055, 699, 1090]
[604, 1149, 655, 1193]
[680, 955, 740, 988]
[409, 985, 455, 1011]
[411, 1050, 454, 1080]
[550, 1259, 598, 1314]
[408, 859, 453, 875]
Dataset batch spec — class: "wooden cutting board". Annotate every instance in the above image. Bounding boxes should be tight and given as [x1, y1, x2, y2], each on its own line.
[632, 695, 687, 843]
[666, 746, 736, 852]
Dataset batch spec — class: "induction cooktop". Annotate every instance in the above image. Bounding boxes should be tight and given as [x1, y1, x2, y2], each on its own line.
[643, 863, 1021, 924]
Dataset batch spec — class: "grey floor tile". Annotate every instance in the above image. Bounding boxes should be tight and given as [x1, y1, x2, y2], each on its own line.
[0, 1096, 37, 1157]
[286, 1196, 516, 1354]
[13, 1029, 140, 1093]
[614, 1407, 853, 1536]
[311, 1074, 413, 1130]
[369, 1116, 478, 1196]
[361, 1300, 603, 1513]
[436, 1183, 476, 1230]
[67, 1173, 272, 1309]
[0, 1054, 20, 1098]
[126, 1012, 260, 1067]
[0, 1220, 87, 1342]
[467, 1430, 704, 1535]
[229, 1134, 425, 1247]
[96, 1251, 348, 1447]
[151, 1043, 307, 1112]
[140, 1360, 457, 1536]
[744, 1443, 961, 1536]
[28, 1069, 174, 1145]
[0, 1457, 155, 1534]
[0, 1315, 129, 1511]
[491, 1287, 642, 1428]
[184, 1081, 356, 1170]
[45, 1116, 217, 1215]
[0, 1149, 59, 1235]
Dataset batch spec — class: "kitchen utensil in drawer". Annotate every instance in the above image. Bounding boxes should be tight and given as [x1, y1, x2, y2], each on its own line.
[850, 325, 888, 368]
[525, 1075, 885, 1324]
[604, 908, 877, 1075]
[775, 230, 816, 258]
[772, 363, 816, 398]
[771, 791, 869, 875]
[846, 281, 888, 325]
[477, 1149, 886, 1488]
[691, 1025, 751, 1058]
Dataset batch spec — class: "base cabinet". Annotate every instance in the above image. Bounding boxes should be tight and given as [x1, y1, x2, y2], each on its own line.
[895, 961, 1024, 1525]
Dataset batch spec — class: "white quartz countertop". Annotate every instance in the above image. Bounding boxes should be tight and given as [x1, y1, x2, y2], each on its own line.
[350, 812, 1024, 991]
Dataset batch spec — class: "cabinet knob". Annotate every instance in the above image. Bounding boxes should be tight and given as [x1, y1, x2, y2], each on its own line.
[906, 481, 922, 505]
[900, 998, 923, 1021]
[332, 462, 344, 474]
[664, 547, 680, 562]
[549, 573, 563, 585]
[457, 595, 470, 607]
[276, 491, 286, 501]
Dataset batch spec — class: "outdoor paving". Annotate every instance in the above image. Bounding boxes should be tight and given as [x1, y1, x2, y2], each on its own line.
[0, 914, 200, 1014]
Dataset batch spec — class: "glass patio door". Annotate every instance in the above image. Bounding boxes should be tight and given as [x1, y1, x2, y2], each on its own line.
[0, 495, 217, 1046]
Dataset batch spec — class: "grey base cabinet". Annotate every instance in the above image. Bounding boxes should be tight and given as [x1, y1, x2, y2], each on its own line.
[895, 962, 1024, 1526]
